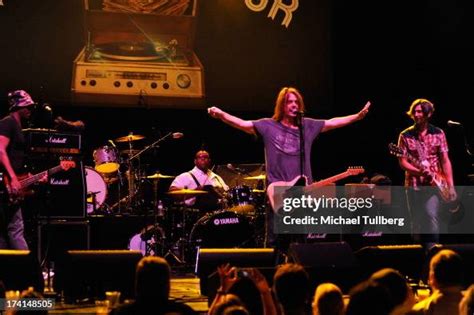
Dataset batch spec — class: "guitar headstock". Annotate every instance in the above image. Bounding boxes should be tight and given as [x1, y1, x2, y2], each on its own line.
[388, 143, 405, 157]
[346, 166, 365, 176]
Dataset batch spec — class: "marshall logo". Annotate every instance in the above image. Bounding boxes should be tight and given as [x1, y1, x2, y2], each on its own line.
[50, 178, 70, 185]
[213, 217, 240, 225]
[45, 136, 68, 144]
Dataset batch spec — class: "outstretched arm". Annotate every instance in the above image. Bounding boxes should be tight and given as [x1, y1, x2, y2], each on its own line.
[321, 101, 371, 132]
[208, 107, 256, 135]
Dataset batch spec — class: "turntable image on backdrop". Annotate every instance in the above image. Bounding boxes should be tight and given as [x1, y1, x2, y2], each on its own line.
[71, 0, 204, 108]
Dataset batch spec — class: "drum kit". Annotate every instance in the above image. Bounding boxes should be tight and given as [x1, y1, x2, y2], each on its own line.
[128, 176, 268, 265]
[86, 135, 267, 265]
[86, 132, 159, 214]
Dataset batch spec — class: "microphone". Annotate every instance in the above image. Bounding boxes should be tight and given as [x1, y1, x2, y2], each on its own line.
[108, 139, 117, 149]
[172, 132, 184, 139]
[295, 110, 304, 127]
[447, 120, 462, 127]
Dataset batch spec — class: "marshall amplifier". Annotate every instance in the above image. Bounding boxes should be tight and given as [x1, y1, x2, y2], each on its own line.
[32, 161, 87, 219]
[23, 128, 82, 155]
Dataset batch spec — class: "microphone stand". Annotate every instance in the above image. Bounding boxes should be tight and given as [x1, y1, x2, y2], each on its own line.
[448, 123, 473, 157]
[128, 132, 179, 257]
[297, 112, 305, 180]
[459, 126, 473, 157]
[129, 132, 176, 162]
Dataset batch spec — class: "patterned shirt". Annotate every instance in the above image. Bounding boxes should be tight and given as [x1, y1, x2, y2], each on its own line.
[398, 124, 449, 187]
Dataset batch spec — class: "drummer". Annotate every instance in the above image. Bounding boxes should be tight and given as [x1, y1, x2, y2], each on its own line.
[169, 150, 229, 212]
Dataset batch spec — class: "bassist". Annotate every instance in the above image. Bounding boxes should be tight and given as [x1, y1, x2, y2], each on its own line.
[0, 90, 37, 249]
[397, 98, 456, 248]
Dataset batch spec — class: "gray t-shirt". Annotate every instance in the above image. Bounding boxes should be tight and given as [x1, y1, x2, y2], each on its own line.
[253, 118, 325, 185]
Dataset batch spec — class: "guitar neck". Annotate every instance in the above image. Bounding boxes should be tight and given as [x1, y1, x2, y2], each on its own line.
[405, 152, 421, 168]
[20, 165, 63, 189]
[310, 171, 350, 188]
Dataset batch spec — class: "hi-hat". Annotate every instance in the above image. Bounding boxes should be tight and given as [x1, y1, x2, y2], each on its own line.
[244, 174, 266, 180]
[115, 134, 145, 142]
[146, 172, 175, 179]
[167, 189, 208, 196]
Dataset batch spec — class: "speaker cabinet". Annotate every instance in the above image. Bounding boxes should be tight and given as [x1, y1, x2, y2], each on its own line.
[0, 250, 43, 291]
[355, 244, 424, 281]
[196, 248, 275, 296]
[55, 250, 142, 303]
[289, 242, 361, 292]
[29, 161, 86, 219]
[289, 241, 355, 268]
[37, 220, 90, 263]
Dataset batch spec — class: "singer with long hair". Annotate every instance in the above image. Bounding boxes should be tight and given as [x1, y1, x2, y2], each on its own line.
[208, 86, 371, 249]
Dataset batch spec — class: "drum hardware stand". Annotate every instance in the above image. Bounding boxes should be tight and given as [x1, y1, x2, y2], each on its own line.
[125, 139, 137, 211]
[87, 191, 99, 213]
[163, 203, 194, 266]
[116, 169, 124, 214]
[125, 131, 182, 212]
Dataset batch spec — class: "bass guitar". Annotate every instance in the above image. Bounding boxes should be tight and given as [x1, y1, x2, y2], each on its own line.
[0, 159, 76, 205]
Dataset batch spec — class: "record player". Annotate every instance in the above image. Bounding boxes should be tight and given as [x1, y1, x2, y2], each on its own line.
[71, 0, 205, 108]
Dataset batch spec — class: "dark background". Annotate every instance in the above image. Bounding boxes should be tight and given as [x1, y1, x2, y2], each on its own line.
[0, 0, 472, 185]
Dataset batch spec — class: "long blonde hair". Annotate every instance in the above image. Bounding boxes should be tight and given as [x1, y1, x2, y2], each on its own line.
[272, 87, 306, 121]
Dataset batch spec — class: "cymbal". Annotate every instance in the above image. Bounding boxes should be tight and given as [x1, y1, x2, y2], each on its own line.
[244, 174, 266, 180]
[167, 189, 208, 196]
[146, 172, 175, 179]
[115, 134, 145, 142]
[252, 189, 266, 193]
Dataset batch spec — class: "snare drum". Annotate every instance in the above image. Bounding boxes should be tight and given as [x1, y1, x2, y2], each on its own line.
[189, 210, 254, 248]
[93, 146, 119, 174]
[85, 166, 107, 214]
[227, 185, 255, 215]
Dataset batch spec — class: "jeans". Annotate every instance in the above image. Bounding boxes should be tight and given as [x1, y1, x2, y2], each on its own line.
[0, 204, 29, 250]
[405, 188, 442, 248]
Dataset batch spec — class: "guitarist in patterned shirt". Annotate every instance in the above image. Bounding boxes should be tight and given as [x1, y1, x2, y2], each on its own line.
[0, 90, 37, 249]
[397, 98, 457, 248]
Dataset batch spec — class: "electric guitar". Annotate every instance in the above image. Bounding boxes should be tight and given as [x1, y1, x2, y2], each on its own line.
[0, 159, 76, 205]
[388, 143, 453, 202]
[267, 167, 365, 212]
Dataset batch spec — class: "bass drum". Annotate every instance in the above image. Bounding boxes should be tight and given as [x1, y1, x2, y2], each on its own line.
[128, 225, 165, 256]
[189, 210, 255, 248]
[85, 166, 107, 214]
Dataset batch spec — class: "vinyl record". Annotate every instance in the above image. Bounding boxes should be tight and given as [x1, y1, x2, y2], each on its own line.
[96, 42, 167, 61]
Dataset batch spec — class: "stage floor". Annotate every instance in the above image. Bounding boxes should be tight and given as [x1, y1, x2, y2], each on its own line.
[47, 275, 208, 314]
